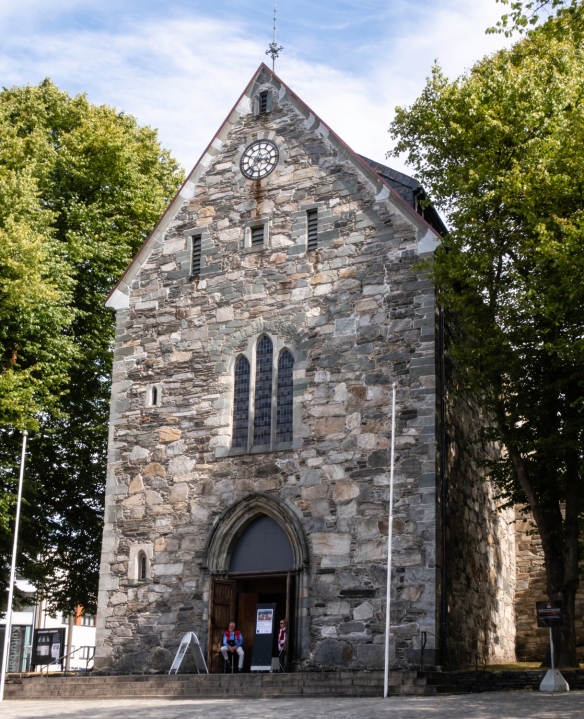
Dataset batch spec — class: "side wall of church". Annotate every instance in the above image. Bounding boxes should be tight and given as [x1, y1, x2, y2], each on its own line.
[95, 74, 440, 673]
[514, 511, 584, 662]
[444, 385, 517, 666]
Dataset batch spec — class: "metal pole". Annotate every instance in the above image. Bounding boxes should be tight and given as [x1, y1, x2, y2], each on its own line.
[549, 627, 555, 672]
[383, 383, 397, 698]
[0, 430, 28, 702]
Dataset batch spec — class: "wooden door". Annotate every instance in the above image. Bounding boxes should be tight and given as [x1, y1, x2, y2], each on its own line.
[285, 573, 295, 670]
[208, 578, 236, 672]
[237, 592, 259, 671]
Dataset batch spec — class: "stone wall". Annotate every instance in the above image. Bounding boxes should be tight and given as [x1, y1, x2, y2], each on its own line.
[95, 68, 441, 673]
[444, 386, 516, 667]
[514, 510, 584, 662]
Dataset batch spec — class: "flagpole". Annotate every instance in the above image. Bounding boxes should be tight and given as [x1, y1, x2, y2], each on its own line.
[0, 430, 28, 702]
[383, 383, 397, 698]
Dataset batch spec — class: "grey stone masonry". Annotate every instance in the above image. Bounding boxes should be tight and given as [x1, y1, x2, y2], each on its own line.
[95, 65, 446, 674]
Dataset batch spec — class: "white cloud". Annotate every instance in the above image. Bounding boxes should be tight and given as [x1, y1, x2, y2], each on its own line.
[0, 0, 512, 176]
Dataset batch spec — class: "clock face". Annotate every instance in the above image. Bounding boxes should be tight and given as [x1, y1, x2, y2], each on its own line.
[240, 140, 279, 180]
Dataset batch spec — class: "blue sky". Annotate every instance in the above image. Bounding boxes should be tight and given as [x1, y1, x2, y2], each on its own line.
[0, 0, 512, 174]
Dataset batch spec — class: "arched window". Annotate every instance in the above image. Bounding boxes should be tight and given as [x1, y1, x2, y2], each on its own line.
[277, 350, 294, 443]
[230, 515, 294, 573]
[231, 337, 294, 452]
[138, 552, 148, 581]
[253, 336, 273, 447]
[233, 356, 250, 448]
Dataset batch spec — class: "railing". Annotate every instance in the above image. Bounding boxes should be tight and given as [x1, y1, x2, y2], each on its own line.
[40, 646, 95, 676]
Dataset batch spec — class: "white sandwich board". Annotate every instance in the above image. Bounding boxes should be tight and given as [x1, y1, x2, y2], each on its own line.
[169, 631, 208, 675]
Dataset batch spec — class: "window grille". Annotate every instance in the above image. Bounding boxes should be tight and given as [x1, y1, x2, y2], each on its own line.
[232, 356, 251, 448]
[259, 91, 269, 114]
[307, 209, 318, 250]
[192, 235, 202, 275]
[253, 336, 273, 446]
[277, 350, 294, 443]
[251, 225, 265, 246]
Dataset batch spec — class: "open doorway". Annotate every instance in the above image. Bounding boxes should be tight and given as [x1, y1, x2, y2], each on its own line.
[207, 515, 296, 672]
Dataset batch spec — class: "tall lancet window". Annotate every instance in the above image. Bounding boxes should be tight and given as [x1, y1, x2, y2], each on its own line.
[253, 336, 273, 446]
[277, 350, 294, 443]
[232, 356, 250, 448]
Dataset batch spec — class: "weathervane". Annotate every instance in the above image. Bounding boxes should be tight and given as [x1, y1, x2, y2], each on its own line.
[265, 5, 283, 71]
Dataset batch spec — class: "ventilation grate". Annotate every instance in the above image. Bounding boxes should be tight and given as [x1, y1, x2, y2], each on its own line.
[192, 235, 202, 275]
[251, 225, 265, 246]
[307, 209, 318, 251]
[259, 91, 268, 114]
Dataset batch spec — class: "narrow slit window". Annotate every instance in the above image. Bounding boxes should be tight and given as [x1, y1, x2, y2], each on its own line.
[151, 387, 158, 406]
[253, 336, 273, 446]
[277, 350, 294, 444]
[138, 553, 147, 581]
[259, 91, 269, 114]
[307, 209, 318, 251]
[192, 235, 202, 275]
[232, 356, 251, 448]
[251, 225, 265, 246]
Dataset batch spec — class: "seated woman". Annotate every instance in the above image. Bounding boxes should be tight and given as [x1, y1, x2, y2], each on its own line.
[220, 622, 244, 672]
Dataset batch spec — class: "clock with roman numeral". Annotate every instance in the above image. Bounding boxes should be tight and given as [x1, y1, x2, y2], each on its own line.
[240, 140, 279, 180]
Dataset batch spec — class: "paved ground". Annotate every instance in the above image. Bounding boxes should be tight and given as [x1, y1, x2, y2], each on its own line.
[2, 692, 583, 719]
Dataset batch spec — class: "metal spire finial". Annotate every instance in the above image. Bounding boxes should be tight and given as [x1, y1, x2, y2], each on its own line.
[265, 5, 283, 71]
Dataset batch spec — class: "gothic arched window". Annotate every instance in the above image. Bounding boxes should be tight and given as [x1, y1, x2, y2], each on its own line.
[253, 336, 274, 447]
[277, 350, 294, 443]
[233, 356, 251, 448]
[230, 337, 294, 452]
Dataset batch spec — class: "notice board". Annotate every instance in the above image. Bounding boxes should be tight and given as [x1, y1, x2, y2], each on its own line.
[250, 603, 276, 671]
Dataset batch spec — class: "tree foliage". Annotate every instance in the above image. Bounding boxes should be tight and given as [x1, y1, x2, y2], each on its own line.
[0, 80, 183, 614]
[390, 26, 584, 665]
[489, 0, 584, 36]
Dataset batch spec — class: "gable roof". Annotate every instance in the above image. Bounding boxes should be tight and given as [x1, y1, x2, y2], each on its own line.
[106, 63, 442, 310]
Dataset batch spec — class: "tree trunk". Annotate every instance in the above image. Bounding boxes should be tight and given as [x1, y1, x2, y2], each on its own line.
[496, 405, 580, 668]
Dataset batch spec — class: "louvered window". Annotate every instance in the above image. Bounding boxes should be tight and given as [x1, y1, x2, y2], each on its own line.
[232, 357, 251, 448]
[192, 235, 202, 275]
[277, 350, 294, 443]
[251, 225, 265, 246]
[307, 209, 318, 250]
[253, 336, 273, 446]
[259, 91, 269, 114]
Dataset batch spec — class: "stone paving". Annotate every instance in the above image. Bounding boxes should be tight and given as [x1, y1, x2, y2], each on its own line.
[3, 692, 583, 719]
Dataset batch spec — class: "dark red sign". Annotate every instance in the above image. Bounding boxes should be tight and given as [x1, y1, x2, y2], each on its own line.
[536, 600, 563, 628]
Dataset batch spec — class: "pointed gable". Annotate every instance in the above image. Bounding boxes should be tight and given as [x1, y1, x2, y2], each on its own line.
[105, 63, 441, 310]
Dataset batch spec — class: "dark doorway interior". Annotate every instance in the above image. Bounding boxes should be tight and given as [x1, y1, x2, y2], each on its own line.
[208, 514, 297, 672]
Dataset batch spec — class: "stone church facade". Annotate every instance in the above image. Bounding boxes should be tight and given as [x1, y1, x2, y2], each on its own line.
[95, 65, 570, 673]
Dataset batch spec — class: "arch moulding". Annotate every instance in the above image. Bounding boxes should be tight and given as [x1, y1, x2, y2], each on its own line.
[202, 492, 309, 575]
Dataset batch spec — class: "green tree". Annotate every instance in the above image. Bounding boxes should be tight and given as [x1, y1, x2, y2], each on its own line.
[0, 80, 183, 614]
[489, 0, 584, 36]
[390, 27, 584, 666]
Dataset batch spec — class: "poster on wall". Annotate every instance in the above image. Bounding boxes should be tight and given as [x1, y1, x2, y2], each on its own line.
[32, 628, 66, 667]
[256, 608, 274, 635]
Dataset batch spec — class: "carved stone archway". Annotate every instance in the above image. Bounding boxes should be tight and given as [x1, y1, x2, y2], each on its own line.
[202, 492, 309, 575]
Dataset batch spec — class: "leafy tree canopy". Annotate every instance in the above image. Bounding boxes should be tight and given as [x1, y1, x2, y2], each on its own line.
[489, 0, 584, 37]
[390, 24, 584, 666]
[0, 80, 183, 614]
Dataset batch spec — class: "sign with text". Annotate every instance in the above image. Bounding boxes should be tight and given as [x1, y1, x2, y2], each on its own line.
[32, 628, 66, 667]
[536, 601, 563, 628]
[251, 603, 277, 671]
[256, 608, 274, 635]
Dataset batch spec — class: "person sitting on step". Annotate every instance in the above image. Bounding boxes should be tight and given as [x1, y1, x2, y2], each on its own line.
[221, 621, 244, 672]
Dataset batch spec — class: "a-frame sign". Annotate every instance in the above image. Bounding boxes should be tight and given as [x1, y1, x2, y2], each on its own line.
[169, 631, 208, 675]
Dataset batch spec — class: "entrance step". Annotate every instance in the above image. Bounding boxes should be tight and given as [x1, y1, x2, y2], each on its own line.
[4, 671, 466, 700]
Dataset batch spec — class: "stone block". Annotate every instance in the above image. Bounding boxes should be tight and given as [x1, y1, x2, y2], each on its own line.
[311, 533, 351, 556]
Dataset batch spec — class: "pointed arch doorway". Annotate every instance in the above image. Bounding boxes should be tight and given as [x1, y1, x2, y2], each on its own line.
[203, 493, 309, 673]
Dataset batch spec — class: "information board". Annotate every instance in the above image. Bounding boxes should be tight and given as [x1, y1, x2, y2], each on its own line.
[251, 603, 276, 672]
[32, 628, 66, 668]
[537, 601, 563, 628]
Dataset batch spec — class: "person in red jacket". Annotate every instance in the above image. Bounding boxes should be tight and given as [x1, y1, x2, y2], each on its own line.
[220, 622, 244, 671]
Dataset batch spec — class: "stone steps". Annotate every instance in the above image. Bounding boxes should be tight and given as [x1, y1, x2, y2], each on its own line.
[4, 671, 465, 700]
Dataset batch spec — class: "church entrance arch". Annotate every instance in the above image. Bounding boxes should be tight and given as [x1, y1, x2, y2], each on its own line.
[203, 493, 308, 672]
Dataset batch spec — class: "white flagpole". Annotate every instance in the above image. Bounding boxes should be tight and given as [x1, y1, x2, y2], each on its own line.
[383, 383, 397, 698]
[0, 430, 28, 702]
